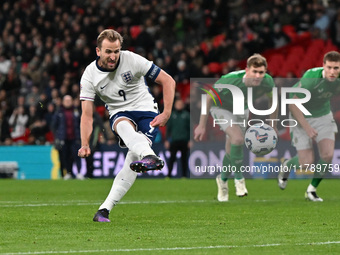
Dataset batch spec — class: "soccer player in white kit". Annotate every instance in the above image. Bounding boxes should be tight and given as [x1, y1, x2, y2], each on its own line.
[78, 29, 175, 222]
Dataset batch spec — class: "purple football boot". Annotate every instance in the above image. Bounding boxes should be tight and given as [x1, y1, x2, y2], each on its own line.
[93, 209, 110, 222]
[130, 155, 164, 172]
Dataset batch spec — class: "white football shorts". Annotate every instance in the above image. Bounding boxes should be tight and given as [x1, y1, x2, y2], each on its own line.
[210, 107, 249, 135]
[290, 112, 338, 150]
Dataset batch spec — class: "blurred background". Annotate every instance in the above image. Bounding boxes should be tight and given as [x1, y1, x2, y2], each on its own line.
[1, 0, 340, 179]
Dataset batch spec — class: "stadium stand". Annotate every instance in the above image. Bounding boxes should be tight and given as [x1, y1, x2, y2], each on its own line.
[0, 0, 339, 145]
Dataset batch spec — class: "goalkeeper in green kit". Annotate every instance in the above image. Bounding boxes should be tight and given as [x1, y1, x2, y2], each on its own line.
[278, 51, 340, 201]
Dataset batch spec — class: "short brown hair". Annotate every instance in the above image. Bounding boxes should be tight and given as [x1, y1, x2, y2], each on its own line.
[247, 53, 267, 69]
[323, 51, 340, 63]
[97, 29, 123, 49]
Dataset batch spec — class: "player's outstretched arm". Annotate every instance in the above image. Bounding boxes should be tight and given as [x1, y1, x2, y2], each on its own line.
[194, 93, 214, 142]
[78, 100, 94, 158]
[150, 70, 176, 127]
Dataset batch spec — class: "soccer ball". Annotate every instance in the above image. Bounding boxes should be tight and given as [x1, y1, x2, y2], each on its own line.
[244, 123, 277, 156]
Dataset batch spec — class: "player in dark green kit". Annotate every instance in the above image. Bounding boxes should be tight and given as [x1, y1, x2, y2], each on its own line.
[194, 54, 277, 201]
[278, 51, 340, 201]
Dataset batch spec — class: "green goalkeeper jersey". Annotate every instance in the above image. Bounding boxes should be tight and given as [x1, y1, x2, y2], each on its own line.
[290, 67, 340, 118]
[213, 70, 275, 112]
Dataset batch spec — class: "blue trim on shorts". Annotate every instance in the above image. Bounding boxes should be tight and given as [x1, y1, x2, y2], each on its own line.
[110, 111, 159, 147]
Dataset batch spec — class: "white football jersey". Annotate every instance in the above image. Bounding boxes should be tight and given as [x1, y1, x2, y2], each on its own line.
[80, 50, 160, 117]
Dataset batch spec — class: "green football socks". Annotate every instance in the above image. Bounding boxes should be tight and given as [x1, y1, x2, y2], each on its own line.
[230, 144, 244, 180]
[285, 156, 300, 170]
[310, 159, 330, 188]
[221, 154, 231, 181]
[221, 144, 244, 181]
[286, 156, 329, 189]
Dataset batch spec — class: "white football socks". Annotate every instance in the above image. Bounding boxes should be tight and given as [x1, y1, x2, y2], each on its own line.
[307, 184, 316, 192]
[115, 120, 155, 158]
[99, 151, 138, 211]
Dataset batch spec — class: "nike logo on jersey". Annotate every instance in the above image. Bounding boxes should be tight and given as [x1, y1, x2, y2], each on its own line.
[100, 84, 108, 89]
[318, 88, 324, 93]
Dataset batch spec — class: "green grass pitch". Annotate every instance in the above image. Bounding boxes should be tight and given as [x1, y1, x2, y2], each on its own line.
[0, 178, 339, 255]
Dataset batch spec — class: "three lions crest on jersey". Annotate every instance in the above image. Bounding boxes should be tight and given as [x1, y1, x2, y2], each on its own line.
[121, 71, 133, 84]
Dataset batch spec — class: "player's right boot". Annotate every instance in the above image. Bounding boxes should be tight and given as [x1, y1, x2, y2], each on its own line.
[234, 178, 248, 197]
[305, 184, 323, 202]
[216, 174, 229, 202]
[278, 159, 290, 190]
[305, 191, 323, 202]
[63, 173, 72, 180]
[130, 155, 164, 172]
[93, 209, 111, 222]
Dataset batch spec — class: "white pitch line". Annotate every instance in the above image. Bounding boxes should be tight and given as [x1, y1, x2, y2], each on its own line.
[0, 200, 213, 207]
[1, 241, 340, 255]
[0, 199, 277, 208]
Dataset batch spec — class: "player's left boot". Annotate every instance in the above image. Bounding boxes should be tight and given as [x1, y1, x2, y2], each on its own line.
[305, 184, 323, 202]
[76, 173, 85, 180]
[130, 155, 164, 172]
[278, 159, 290, 190]
[235, 178, 248, 197]
[93, 209, 111, 222]
[216, 174, 229, 202]
[305, 191, 323, 202]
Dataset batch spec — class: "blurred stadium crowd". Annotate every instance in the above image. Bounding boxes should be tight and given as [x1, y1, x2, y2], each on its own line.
[1, 0, 340, 146]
